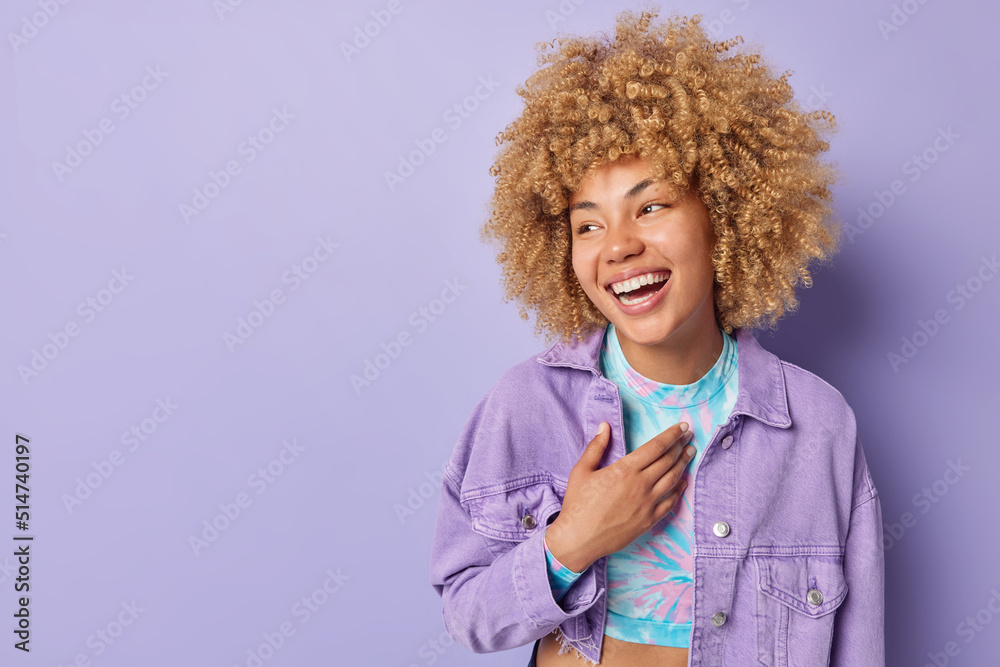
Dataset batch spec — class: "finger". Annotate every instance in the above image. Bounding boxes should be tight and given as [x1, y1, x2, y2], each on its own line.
[635, 423, 692, 472]
[649, 446, 695, 497]
[653, 478, 688, 520]
[576, 422, 610, 471]
[627, 421, 686, 470]
[653, 436, 696, 480]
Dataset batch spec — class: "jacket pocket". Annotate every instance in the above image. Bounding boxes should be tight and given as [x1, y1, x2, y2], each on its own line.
[753, 554, 849, 667]
[464, 475, 563, 552]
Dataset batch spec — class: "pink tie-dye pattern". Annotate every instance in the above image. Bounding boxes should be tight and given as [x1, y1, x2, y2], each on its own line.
[623, 369, 659, 398]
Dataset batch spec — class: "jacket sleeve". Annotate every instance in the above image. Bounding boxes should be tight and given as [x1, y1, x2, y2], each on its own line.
[830, 434, 885, 666]
[429, 462, 604, 653]
[544, 531, 585, 602]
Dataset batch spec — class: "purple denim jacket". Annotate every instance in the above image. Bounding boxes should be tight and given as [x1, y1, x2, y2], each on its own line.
[430, 326, 885, 666]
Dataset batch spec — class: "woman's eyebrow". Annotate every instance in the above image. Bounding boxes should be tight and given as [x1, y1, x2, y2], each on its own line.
[569, 178, 657, 212]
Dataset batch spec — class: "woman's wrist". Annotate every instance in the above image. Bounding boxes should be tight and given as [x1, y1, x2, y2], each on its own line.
[544, 520, 594, 574]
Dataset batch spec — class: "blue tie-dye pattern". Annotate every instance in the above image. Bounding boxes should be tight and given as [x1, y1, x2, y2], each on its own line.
[542, 322, 738, 648]
[543, 531, 583, 601]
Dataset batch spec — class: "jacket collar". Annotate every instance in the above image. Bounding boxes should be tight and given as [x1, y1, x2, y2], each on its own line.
[537, 325, 791, 428]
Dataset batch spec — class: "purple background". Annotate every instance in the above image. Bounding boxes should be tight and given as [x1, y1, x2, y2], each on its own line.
[1, 0, 997, 665]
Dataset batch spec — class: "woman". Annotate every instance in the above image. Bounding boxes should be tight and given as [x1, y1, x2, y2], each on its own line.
[430, 8, 884, 666]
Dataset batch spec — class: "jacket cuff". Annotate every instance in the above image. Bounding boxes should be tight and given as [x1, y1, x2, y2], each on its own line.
[543, 530, 584, 603]
[515, 523, 603, 627]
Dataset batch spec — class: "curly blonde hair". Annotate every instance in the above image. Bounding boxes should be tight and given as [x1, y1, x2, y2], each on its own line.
[481, 6, 843, 345]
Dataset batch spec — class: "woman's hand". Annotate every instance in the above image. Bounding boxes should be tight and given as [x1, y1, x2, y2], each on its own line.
[545, 421, 695, 573]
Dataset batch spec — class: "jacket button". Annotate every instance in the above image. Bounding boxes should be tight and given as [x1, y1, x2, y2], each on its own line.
[721, 435, 733, 449]
[711, 611, 727, 626]
[712, 521, 730, 537]
[521, 514, 537, 530]
[807, 589, 824, 605]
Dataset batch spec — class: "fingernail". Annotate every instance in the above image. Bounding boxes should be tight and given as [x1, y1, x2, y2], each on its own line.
[685, 445, 696, 457]
[597, 422, 607, 434]
[680, 422, 689, 432]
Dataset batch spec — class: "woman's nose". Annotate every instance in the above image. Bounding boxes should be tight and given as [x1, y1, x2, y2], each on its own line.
[603, 219, 644, 263]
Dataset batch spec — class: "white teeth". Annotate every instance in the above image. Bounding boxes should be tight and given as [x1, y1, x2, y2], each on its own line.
[610, 272, 669, 295]
[619, 291, 657, 305]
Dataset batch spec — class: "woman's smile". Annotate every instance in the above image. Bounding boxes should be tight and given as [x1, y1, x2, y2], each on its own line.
[606, 269, 672, 312]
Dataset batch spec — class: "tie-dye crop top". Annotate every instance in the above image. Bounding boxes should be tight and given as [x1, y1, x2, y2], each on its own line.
[543, 322, 738, 648]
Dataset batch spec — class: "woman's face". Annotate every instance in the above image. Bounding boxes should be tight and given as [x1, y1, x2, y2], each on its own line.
[569, 155, 719, 360]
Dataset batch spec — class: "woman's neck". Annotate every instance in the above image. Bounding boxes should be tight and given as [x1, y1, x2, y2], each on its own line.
[614, 320, 725, 386]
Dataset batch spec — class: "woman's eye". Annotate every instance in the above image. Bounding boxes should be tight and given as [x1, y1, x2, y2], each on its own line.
[575, 223, 597, 235]
[642, 203, 668, 215]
